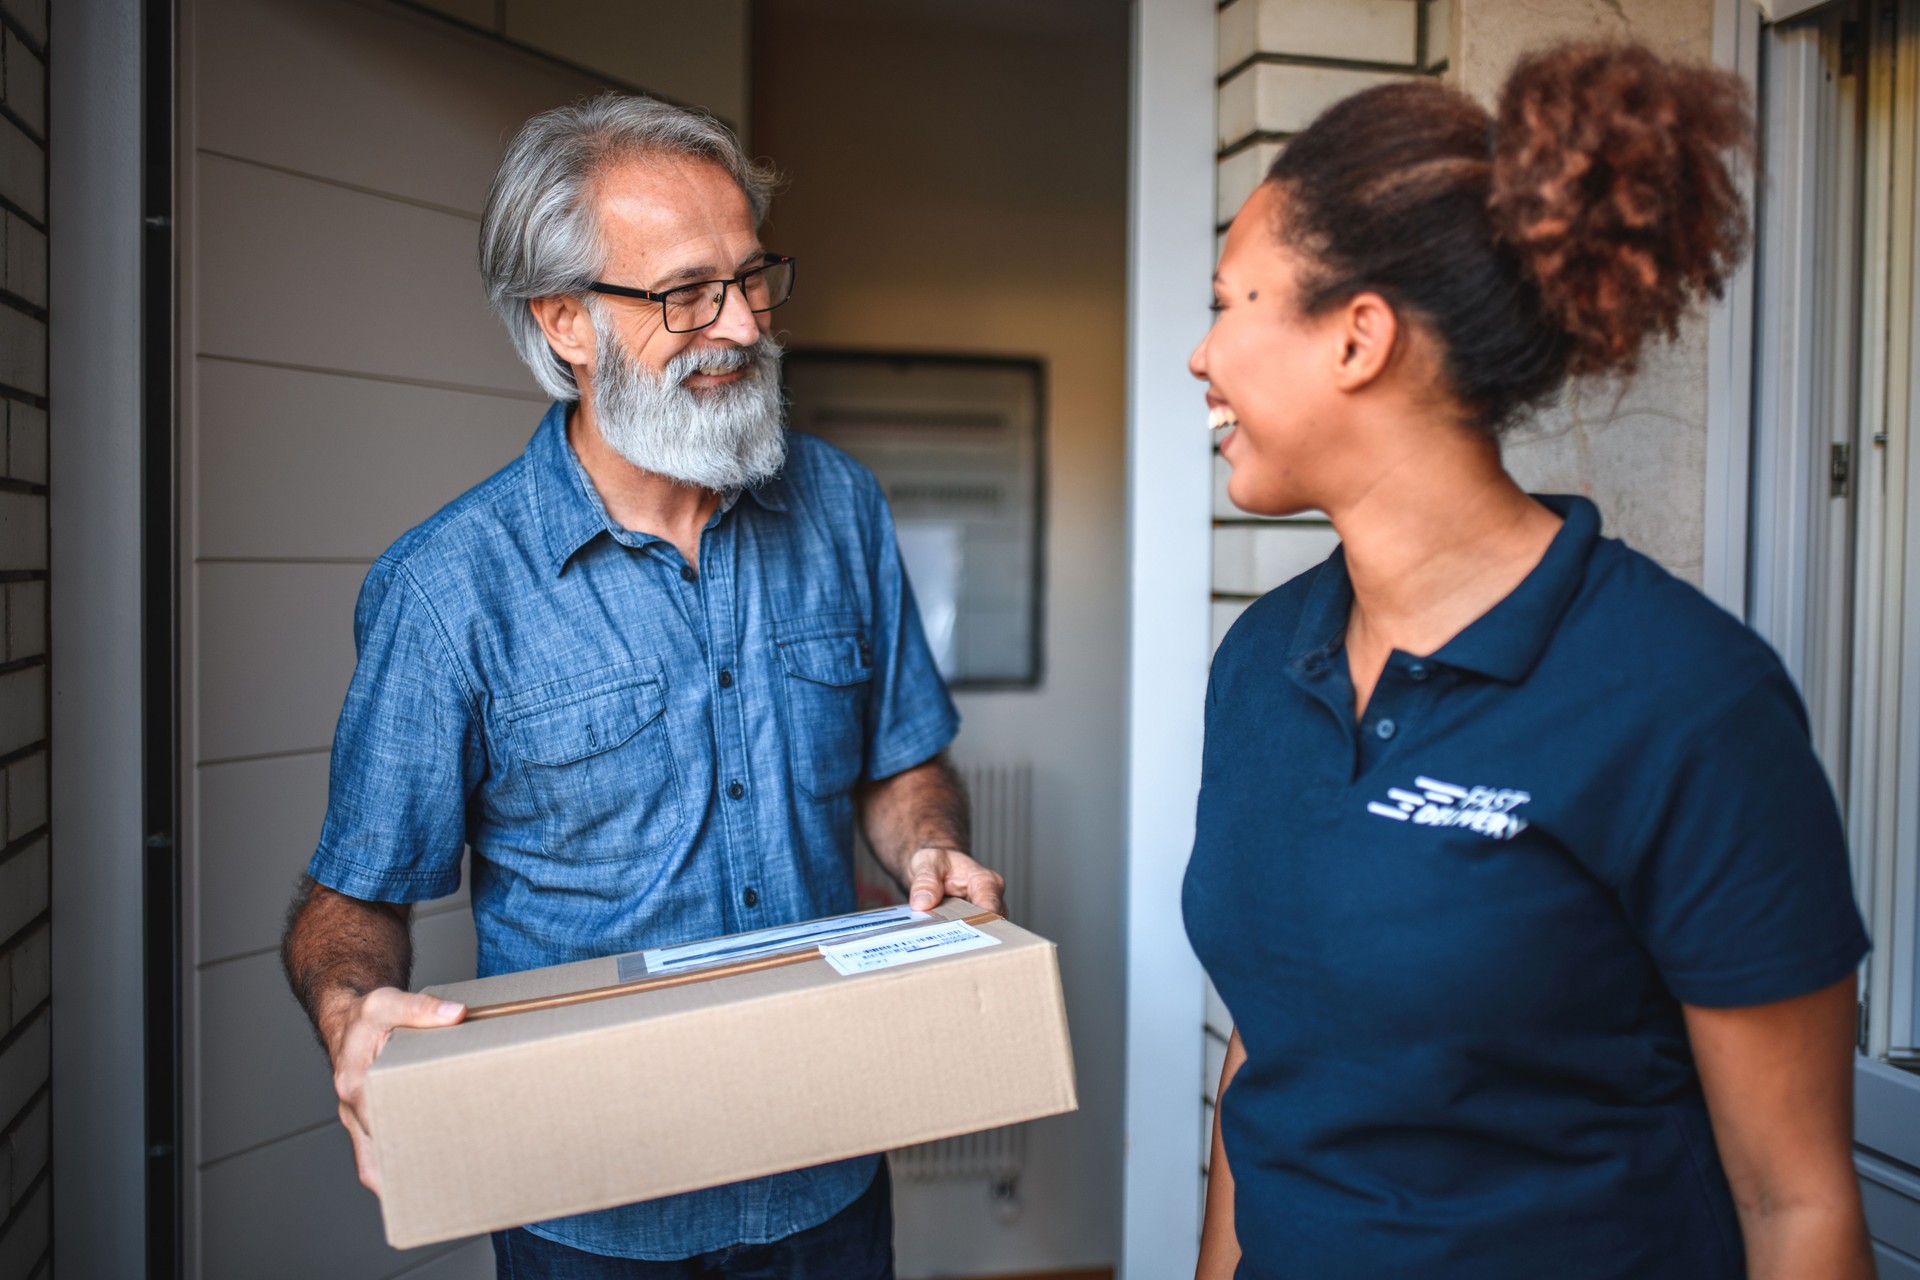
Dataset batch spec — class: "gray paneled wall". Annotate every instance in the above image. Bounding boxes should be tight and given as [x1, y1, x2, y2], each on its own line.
[0, 0, 48, 1272]
[180, 0, 630, 1274]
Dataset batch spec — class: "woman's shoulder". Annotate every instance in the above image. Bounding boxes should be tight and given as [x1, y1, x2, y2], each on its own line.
[1211, 558, 1338, 685]
[1569, 534, 1799, 727]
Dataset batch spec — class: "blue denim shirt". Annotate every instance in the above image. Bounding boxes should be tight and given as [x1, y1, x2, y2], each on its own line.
[307, 403, 959, 1259]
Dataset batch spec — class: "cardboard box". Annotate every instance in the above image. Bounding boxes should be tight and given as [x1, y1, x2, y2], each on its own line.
[365, 900, 1077, 1248]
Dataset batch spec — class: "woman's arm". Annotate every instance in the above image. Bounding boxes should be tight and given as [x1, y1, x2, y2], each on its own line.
[1196, 1028, 1248, 1280]
[1684, 974, 1873, 1280]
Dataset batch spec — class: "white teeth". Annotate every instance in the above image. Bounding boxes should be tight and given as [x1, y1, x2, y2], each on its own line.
[1208, 404, 1238, 430]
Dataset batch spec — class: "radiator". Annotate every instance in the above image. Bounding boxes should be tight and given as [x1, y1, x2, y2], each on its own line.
[854, 760, 1034, 1185]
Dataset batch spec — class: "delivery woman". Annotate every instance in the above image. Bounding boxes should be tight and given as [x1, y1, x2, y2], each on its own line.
[1184, 41, 1874, 1280]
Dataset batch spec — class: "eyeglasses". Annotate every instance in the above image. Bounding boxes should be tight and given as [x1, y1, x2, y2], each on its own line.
[586, 254, 797, 334]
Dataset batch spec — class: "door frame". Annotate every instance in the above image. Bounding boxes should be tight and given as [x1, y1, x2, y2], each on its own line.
[49, 0, 161, 1275]
[1120, 0, 1216, 1274]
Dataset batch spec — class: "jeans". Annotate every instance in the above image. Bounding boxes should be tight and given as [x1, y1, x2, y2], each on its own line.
[491, 1164, 894, 1279]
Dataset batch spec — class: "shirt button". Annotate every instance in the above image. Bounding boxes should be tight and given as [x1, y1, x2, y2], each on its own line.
[681, 565, 696, 583]
[727, 780, 745, 800]
[718, 668, 734, 689]
[1375, 718, 1397, 740]
[743, 887, 759, 908]
[1407, 663, 1430, 682]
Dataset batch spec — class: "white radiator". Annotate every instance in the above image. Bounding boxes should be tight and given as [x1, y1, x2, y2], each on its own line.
[854, 760, 1034, 1185]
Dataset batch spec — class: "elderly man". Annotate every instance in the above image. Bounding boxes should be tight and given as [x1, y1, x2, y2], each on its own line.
[280, 93, 1001, 1278]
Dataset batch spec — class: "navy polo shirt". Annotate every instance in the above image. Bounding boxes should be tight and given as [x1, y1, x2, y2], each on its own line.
[1183, 496, 1869, 1280]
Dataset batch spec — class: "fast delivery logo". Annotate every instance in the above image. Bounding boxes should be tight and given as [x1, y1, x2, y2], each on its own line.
[1367, 776, 1531, 841]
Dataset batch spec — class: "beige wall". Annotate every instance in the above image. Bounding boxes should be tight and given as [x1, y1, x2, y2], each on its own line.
[1452, 0, 1719, 582]
[753, 4, 1129, 1275]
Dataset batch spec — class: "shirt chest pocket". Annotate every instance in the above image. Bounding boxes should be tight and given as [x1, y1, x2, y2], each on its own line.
[507, 674, 684, 861]
[777, 625, 873, 800]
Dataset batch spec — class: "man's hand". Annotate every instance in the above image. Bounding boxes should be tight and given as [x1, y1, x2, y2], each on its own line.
[856, 755, 1011, 916]
[318, 986, 466, 1194]
[282, 877, 468, 1197]
[904, 846, 1006, 915]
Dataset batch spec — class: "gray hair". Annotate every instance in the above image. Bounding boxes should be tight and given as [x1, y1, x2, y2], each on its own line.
[479, 93, 778, 401]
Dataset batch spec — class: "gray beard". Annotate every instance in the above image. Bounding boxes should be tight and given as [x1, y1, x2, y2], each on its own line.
[586, 322, 788, 492]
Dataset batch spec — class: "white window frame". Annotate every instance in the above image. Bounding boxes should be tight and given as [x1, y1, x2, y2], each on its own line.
[1742, 0, 1920, 1173]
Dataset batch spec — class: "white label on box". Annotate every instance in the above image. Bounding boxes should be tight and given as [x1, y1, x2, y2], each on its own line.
[628, 905, 932, 979]
[819, 921, 1001, 976]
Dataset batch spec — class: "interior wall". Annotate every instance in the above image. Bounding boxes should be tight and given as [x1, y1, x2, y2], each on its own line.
[752, 5, 1131, 1275]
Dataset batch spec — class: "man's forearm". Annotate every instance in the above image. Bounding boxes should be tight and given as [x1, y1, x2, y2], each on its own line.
[856, 755, 971, 883]
[281, 875, 414, 1049]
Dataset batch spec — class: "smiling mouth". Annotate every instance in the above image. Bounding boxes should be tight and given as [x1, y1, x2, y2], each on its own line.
[1208, 404, 1239, 429]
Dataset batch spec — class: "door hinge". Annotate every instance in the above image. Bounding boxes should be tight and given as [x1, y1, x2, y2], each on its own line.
[1832, 442, 1853, 498]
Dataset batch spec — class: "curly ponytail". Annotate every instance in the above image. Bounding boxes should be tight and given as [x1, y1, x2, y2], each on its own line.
[1264, 41, 1753, 432]
[1489, 42, 1753, 378]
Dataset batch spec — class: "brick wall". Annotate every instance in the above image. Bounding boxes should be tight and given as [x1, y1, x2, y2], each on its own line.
[0, 0, 49, 1273]
[1201, 0, 1448, 1208]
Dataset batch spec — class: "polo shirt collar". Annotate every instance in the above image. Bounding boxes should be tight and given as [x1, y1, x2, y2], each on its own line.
[1286, 494, 1601, 685]
[526, 402, 789, 577]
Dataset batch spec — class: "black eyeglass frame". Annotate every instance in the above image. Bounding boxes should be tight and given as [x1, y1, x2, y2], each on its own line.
[585, 254, 797, 333]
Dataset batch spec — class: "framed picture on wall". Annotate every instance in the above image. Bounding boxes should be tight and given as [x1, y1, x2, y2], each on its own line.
[782, 351, 1045, 689]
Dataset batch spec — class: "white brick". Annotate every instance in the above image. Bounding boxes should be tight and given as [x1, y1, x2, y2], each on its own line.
[5, 580, 40, 660]
[5, 214, 43, 306]
[3, 32, 41, 137]
[1219, 0, 1420, 74]
[0, 0, 44, 50]
[0, 838, 43, 942]
[0, 668, 42, 761]
[1213, 521, 1343, 596]
[1217, 142, 1284, 223]
[5, 923, 42, 1021]
[1218, 61, 1407, 150]
[7, 924, 43, 1028]
[1218, 0, 1257, 75]
[0, 1173, 46, 1277]
[6, 1089, 47, 1208]
[0, 491, 42, 572]
[0, 1006, 46, 1130]
[8, 401, 43, 484]
[0, 308, 42, 398]
[0, 114, 39, 222]
[5, 748, 42, 837]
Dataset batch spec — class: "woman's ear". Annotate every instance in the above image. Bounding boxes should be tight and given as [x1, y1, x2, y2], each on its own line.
[528, 294, 596, 374]
[1330, 290, 1399, 392]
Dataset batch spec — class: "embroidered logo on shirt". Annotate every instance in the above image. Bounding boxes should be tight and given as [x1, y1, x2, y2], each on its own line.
[1367, 776, 1531, 841]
